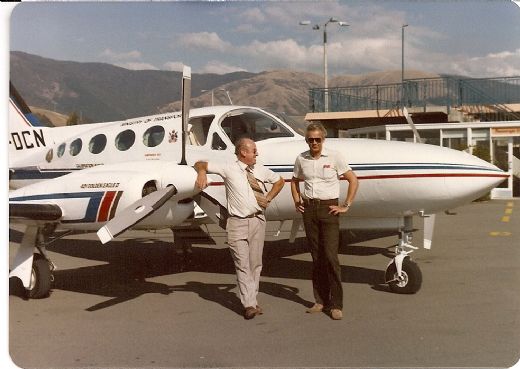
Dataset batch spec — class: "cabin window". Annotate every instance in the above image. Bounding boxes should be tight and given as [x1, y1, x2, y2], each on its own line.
[211, 133, 227, 150]
[143, 125, 165, 147]
[220, 111, 293, 144]
[188, 115, 214, 146]
[69, 138, 83, 156]
[89, 134, 107, 154]
[115, 129, 136, 151]
[57, 143, 66, 158]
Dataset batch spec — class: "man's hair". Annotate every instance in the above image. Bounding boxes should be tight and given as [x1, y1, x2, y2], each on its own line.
[234, 137, 254, 156]
[305, 122, 327, 138]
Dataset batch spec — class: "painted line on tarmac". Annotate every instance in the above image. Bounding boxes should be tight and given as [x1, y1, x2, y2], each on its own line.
[489, 231, 512, 237]
[501, 202, 514, 222]
[490, 202, 514, 236]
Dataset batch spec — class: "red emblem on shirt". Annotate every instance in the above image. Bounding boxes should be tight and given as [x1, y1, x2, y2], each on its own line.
[323, 164, 331, 168]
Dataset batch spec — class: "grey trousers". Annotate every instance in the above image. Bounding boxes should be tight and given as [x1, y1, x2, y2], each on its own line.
[226, 215, 266, 308]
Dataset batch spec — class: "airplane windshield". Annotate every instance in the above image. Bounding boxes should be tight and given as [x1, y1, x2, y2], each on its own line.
[220, 111, 293, 145]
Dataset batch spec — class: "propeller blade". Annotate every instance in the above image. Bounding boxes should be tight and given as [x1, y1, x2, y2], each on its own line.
[97, 185, 177, 244]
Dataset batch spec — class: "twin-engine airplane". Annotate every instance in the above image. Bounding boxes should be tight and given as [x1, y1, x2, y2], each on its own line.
[8, 68, 508, 299]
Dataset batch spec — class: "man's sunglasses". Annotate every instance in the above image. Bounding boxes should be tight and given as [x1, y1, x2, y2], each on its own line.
[306, 137, 322, 143]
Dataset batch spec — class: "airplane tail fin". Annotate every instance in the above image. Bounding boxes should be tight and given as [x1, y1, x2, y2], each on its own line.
[9, 82, 45, 130]
[9, 83, 50, 166]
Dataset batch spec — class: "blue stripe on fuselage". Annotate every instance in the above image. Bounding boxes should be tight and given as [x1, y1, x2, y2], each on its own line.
[268, 163, 500, 173]
[9, 162, 501, 182]
[10, 191, 105, 223]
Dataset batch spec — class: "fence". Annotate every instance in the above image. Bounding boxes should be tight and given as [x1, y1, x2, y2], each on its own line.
[309, 76, 520, 120]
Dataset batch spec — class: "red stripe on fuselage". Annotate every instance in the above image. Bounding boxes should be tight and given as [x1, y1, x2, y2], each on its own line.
[354, 173, 509, 180]
[97, 191, 116, 222]
[207, 172, 508, 186]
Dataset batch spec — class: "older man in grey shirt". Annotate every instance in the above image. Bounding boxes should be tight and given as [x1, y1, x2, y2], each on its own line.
[195, 138, 284, 319]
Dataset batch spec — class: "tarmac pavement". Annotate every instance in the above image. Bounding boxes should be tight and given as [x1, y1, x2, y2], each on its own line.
[7, 199, 520, 368]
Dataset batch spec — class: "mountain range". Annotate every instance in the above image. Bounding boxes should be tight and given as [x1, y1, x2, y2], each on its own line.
[10, 51, 439, 123]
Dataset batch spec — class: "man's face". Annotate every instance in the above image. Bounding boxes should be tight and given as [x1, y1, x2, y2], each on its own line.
[306, 130, 324, 155]
[241, 141, 258, 166]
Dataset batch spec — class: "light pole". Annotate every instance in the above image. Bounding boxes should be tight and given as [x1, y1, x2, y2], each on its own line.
[401, 24, 408, 107]
[300, 18, 349, 112]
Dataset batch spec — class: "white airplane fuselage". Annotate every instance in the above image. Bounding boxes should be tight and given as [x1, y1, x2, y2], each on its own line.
[9, 105, 507, 233]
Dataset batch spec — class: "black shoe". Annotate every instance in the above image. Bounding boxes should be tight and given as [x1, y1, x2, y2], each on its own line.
[244, 306, 257, 320]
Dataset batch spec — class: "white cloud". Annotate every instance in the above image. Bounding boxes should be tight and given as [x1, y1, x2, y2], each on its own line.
[182, 32, 231, 52]
[200, 60, 247, 74]
[176, 2, 518, 78]
[445, 48, 520, 77]
[238, 39, 310, 70]
[100, 48, 141, 61]
[163, 61, 185, 72]
[241, 7, 266, 23]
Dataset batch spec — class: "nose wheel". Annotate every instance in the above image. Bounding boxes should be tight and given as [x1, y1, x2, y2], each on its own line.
[385, 229, 423, 294]
[385, 257, 422, 294]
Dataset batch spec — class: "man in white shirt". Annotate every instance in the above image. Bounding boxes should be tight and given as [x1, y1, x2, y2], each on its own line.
[291, 123, 358, 320]
[194, 138, 284, 319]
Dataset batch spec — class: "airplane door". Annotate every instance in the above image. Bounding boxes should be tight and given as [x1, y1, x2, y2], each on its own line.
[491, 136, 513, 199]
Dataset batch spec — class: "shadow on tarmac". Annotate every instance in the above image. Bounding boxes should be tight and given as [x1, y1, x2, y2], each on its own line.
[10, 227, 398, 313]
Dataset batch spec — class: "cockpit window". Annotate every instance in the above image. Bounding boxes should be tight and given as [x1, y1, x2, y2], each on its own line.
[211, 133, 227, 150]
[220, 111, 293, 144]
[143, 125, 165, 147]
[69, 138, 82, 156]
[57, 143, 66, 158]
[115, 129, 136, 151]
[89, 134, 107, 154]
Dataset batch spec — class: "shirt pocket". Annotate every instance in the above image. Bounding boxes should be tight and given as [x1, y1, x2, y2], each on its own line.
[322, 164, 336, 179]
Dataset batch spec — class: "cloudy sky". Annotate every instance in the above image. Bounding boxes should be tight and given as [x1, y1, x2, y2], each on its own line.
[6, 1, 520, 78]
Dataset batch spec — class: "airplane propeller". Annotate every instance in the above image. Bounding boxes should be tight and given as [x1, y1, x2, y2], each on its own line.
[97, 185, 177, 244]
[98, 64, 194, 244]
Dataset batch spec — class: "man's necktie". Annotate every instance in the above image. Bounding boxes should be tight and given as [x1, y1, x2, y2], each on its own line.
[246, 167, 266, 209]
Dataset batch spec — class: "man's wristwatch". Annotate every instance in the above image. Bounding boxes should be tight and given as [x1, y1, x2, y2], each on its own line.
[343, 202, 351, 208]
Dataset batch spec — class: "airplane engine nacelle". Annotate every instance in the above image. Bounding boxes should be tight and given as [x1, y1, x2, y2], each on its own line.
[9, 162, 200, 230]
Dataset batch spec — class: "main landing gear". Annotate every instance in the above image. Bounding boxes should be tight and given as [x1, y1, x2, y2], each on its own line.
[385, 229, 423, 294]
[10, 225, 60, 299]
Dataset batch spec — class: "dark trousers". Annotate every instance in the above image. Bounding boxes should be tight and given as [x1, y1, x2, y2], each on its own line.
[302, 201, 343, 310]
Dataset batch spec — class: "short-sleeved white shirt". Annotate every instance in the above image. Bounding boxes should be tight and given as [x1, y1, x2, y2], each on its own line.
[293, 148, 351, 200]
[208, 159, 281, 217]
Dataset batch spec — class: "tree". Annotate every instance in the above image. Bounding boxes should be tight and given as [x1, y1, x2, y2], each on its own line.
[66, 111, 80, 126]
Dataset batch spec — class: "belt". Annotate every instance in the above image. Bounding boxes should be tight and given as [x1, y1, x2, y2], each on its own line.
[303, 198, 338, 206]
[230, 210, 263, 219]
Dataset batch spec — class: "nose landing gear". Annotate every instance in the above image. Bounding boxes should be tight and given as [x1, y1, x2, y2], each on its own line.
[385, 230, 423, 294]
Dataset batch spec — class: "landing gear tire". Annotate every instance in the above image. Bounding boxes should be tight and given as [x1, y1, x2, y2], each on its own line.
[27, 254, 52, 299]
[385, 257, 422, 294]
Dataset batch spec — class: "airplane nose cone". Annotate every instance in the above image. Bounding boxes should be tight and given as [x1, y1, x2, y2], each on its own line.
[443, 148, 509, 204]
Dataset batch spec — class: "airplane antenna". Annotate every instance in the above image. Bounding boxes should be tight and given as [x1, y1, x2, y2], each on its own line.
[180, 65, 191, 165]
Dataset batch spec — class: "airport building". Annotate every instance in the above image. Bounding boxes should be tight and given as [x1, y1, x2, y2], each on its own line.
[305, 76, 520, 199]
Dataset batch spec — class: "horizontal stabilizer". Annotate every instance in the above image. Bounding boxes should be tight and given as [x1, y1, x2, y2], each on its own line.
[97, 185, 177, 244]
